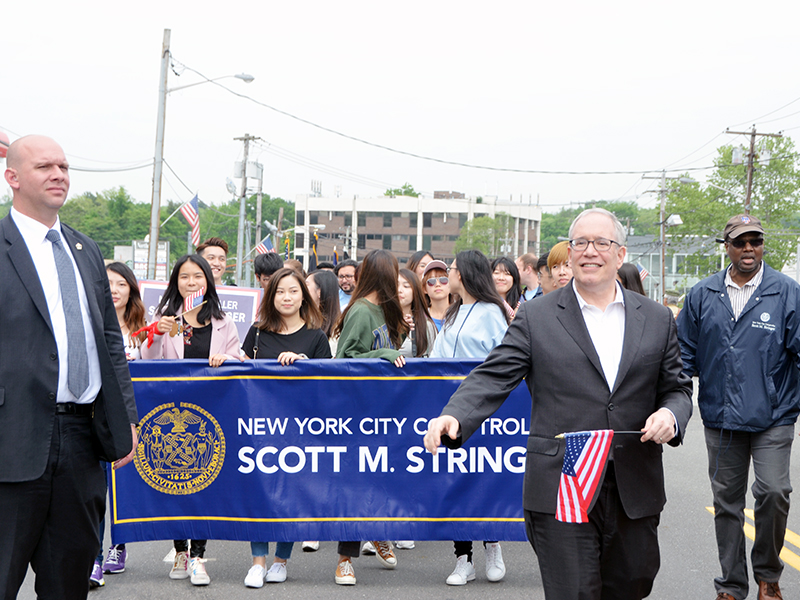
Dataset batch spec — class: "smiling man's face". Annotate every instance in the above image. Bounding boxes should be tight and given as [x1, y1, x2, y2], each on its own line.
[568, 212, 626, 296]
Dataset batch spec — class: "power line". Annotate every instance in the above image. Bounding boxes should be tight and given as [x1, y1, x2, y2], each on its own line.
[70, 160, 153, 173]
[162, 159, 195, 196]
[728, 94, 800, 129]
[170, 56, 738, 177]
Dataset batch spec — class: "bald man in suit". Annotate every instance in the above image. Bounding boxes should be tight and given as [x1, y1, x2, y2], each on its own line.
[0, 135, 138, 599]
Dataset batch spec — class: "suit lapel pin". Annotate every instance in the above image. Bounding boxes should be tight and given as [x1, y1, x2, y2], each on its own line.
[75, 243, 83, 250]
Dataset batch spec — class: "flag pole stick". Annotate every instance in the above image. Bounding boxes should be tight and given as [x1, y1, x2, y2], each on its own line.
[177, 300, 206, 319]
[555, 431, 641, 439]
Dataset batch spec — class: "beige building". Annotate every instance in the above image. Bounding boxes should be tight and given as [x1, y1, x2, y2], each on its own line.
[294, 193, 542, 265]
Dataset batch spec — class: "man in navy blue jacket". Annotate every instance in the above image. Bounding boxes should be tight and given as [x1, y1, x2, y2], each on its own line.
[678, 214, 800, 600]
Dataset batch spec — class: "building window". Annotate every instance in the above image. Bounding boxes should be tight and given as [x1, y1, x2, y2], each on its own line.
[358, 213, 366, 227]
[423, 235, 432, 251]
[409, 235, 417, 251]
[383, 235, 392, 250]
[675, 254, 686, 274]
[344, 213, 352, 227]
[296, 212, 305, 226]
[459, 213, 468, 228]
[409, 213, 417, 229]
[309, 211, 319, 225]
[432, 235, 443, 241]
[357, 234, 366, 249]
[383, 213, 393, 228]
[296, 233, 304, 248]
[423, 213, 432, 228]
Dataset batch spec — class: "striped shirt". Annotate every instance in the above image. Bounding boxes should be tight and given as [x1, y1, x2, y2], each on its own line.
[725, 262, 764, 320]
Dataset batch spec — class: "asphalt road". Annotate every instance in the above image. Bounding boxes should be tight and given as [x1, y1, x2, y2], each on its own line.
[17, 416, 800, 599]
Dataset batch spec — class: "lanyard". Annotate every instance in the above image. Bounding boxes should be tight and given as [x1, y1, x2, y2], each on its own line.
[452, 303, 477, 358]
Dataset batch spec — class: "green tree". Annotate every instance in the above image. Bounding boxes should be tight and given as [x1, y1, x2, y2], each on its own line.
[53, 186, 294, 270]
[539, 200, 658, 252]
[384, 183, 419, 198]
[454, 212, 516, 257]
[666, 137, 800, 273]
[0, 194, 11, 219]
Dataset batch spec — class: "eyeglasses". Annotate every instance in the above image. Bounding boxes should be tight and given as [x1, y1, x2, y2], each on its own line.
[426, 276, 449, 286]
[337, 274, 355, 280]
[568, 238, 620, 252]
[728, 237, 764, 249]
[447, 266, 458, 273]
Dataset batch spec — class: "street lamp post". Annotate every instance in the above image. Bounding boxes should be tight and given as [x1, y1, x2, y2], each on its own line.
[146, 28, 254, 279]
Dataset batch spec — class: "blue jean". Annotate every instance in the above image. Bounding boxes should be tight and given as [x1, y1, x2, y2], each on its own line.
[705, 425, 794, 600]
[250, 541, 294, 560]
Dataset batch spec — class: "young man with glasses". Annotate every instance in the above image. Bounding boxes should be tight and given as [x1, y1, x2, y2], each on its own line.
[678, 214, 800, 600]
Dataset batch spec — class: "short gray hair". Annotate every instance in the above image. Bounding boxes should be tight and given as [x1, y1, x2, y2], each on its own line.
[568, 208, 627, 246]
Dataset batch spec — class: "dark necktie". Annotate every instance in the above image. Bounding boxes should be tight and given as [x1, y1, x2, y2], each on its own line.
[45, 229, 89, 399]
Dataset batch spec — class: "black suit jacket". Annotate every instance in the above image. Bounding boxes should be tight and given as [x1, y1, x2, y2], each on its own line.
[0, 213, 137, 482]
[440, 285, 692, 520]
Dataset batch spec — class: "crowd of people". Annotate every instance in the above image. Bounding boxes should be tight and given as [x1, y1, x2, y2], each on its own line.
[91, 229, 674, 591]
[4, 135, 798, 600]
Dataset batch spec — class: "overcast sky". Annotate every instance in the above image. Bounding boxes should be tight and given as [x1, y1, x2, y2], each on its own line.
[2, 0, 799, 215]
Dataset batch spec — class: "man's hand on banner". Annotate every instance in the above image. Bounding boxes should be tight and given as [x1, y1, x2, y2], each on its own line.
[424, 415, 460, 454]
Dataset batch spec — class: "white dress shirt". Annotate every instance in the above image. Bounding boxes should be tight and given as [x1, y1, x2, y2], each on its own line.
[572, 281, 626, 392]
[11, 208, 102, 404]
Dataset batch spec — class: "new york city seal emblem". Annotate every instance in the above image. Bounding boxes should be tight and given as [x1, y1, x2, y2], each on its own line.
[134, 402, 225, 495]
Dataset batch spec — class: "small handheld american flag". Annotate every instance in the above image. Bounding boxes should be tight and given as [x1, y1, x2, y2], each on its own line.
[183, 287, 205, 314]
[556, 429, 614, 523]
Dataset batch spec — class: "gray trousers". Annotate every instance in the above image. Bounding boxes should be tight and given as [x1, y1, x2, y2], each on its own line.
[705, 425, 794, 600]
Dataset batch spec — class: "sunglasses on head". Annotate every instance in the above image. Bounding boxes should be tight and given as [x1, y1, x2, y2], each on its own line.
[729, 237, 764, 249]
[426, 276, 449, 286]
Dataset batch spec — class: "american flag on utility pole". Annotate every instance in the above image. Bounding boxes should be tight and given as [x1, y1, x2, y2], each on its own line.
[556, 430, 614, 523]
[255, 235, 275, 255]
[637, 263, 649, 281]
[180, 195, 200, 247]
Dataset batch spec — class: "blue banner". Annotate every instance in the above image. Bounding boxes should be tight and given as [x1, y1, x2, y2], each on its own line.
[110, 359, 531, 544]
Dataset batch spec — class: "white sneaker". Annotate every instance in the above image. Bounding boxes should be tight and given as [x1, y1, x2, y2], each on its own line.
[485, 542, 506, 582]
[361, 541, 376, 555]
[446, 555, 476, 586]
[266, 561, 287, 583]
[244, 564, 266, 588]
[302, 541, 320, 552]
[189, 557, 210, 586]
[169, 551, 189, 580]
[395, 540, 415, 549]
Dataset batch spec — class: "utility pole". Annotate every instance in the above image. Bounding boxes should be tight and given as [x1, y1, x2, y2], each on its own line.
[147, 29, 171, 279]
[725, 127, 782, 214]
[643, 170, 681, 306]
[234, 133, 261, 286]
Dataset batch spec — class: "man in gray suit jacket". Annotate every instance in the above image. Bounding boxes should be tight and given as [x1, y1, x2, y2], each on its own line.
[0, 135, 138, 599]
[425, 208, 692, 600]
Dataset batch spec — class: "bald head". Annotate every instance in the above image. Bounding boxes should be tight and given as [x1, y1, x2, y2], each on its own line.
[4, 135, 70, 226]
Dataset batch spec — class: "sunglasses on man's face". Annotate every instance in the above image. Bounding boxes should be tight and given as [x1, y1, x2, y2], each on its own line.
[729, 238, 764, 249]
[426, 276, 449, 286]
